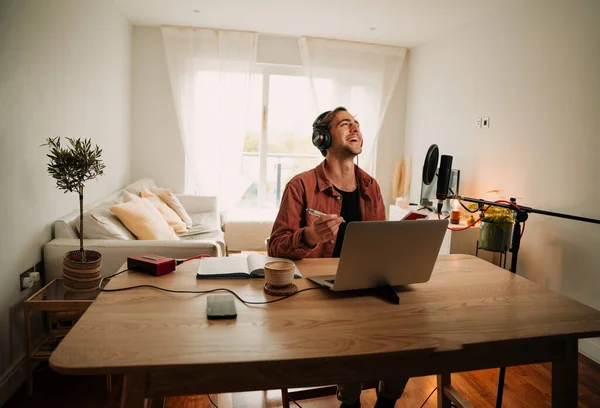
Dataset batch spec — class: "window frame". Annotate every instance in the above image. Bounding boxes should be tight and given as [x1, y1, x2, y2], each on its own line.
[254, 63, 321, 207]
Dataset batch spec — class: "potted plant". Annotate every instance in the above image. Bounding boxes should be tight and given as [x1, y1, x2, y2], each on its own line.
[478, 205, 514, 252]
[43, 137, 106, 291]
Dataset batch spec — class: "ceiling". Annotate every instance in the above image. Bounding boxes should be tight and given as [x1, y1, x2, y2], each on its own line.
[114, 0, 518, 48]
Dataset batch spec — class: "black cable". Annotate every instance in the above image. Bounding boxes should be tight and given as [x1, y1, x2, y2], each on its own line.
[289, 394, 304, 408]
[207, 394, 218, 407]
[447, 186, 478, 214]
[99, 269, 327, 305]
[98, 268, 130, 289]
[459, 200, 478, 213]
[419, 386, 437, 408]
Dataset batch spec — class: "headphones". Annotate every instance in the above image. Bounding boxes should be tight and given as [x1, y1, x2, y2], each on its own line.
[311, 110, 332, 151]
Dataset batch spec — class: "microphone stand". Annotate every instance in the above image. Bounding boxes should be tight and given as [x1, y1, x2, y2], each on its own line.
[447, 194, 600, 408]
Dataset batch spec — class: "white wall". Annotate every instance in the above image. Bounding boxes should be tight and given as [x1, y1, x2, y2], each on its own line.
[404, 0, 600, 360]
[0, 0, 131, 403]
[131, 26, 184, 191]
[131, 26, 408, 206]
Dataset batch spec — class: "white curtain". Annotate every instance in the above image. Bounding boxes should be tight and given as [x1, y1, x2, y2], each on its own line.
[161, 27, 257, 210]
[298, 37, 406, 177]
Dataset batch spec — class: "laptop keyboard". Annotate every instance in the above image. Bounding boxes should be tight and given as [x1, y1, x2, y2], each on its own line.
[326, 279, 335, 284]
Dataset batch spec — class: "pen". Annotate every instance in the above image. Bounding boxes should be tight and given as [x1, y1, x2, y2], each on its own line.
[306, 208, 345, 222]
[306, 208, 326, 217]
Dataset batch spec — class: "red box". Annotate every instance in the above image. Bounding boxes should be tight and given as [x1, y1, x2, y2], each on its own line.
[127, 254, 176, 276]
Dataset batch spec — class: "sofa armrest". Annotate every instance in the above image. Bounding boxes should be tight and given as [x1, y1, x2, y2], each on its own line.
[43, 238, 223, 282]
[176, 195, 218, 214]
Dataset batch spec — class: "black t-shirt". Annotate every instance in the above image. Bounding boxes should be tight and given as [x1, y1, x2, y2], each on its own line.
[332, 186, 362, 257]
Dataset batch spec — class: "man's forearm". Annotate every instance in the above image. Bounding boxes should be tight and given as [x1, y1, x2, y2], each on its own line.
[269, 229, 315, 260]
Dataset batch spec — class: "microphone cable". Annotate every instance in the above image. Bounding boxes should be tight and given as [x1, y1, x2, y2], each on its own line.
[440, 196, 526, 237]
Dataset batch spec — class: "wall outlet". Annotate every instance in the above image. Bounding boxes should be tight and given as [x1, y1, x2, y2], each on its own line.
[20, 271, 33, 291]
[22, 276, 34, 289]
[476, 118, 482, 128]
[20, 263, 43, 291]
[482, 117, 490, 128]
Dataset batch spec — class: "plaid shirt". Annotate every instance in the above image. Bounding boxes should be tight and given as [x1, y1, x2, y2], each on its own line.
[268, 160, 386, 260]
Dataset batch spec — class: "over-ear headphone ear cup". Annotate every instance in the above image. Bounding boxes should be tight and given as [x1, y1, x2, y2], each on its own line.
[322, 129, 331, 149]
[312, 128, 323, 148]
[312, 110, 332, 151]
[312, 127, 331, 150]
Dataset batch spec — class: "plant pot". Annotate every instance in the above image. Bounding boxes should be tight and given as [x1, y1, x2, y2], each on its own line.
[479, 222, 512, 252]
[62, 250, 102, 292]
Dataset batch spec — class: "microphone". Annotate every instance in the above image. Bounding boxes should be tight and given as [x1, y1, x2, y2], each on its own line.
[436, 155, 453, 213]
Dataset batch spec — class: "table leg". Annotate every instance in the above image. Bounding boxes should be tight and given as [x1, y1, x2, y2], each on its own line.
[437, 373, 451, 408]
[281, 389, 291, 408]
[552, 338, 578, 407]
[121, 373, 148, 408]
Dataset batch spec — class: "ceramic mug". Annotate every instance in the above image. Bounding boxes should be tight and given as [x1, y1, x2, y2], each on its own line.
[264, 260, 295, 287]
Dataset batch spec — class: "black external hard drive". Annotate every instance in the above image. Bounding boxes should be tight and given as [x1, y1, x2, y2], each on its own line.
[206, 294, 237, 319]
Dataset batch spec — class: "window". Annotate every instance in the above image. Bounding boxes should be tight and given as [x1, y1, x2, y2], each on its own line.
[237, 66, 333, 209]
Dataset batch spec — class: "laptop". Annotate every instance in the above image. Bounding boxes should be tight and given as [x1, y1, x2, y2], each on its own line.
[307, 219, 448, 292]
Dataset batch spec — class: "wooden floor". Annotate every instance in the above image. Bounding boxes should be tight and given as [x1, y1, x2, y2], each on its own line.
[5, 354, 600, 408]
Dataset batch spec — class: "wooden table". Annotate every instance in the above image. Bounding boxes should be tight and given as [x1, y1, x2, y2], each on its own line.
[50, 255, 600, 407]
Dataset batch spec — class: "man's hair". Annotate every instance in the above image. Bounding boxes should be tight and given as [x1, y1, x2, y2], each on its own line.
[314, 106, 348, 157]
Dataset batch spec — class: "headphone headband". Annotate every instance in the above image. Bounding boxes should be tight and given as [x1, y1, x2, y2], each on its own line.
[312, 110, 331, 128]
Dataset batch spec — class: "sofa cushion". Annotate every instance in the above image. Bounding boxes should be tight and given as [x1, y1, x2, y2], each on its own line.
[177, 212, 221, 237]
[123, 178, 157, 196]
[53, 188, 126, 239]
[179, 229, 225, 245]
[152, 187, 193, 228]
[110, 198, 180, 241]
[140, 187, 188, 233]
[54, 220, 79, 239]
[76, 208, 135, 240]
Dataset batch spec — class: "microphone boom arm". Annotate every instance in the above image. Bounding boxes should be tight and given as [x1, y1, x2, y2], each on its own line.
[449, 194, 600, 274]
[451, 195, 600, 225]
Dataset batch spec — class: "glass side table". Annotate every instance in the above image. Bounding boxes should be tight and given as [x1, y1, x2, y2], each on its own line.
[23, 278, 106, 395]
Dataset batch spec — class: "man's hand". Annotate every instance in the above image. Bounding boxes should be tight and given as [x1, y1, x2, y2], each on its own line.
[303, 213, 344, 247]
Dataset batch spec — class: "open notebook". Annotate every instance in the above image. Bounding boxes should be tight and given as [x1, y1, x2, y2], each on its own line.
[196, 253, 302, 279]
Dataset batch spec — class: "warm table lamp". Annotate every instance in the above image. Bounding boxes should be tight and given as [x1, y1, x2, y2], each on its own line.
[449, 199, 461, 224]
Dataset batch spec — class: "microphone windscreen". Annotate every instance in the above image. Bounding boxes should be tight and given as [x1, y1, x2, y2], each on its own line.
[436, 155, 453, 200]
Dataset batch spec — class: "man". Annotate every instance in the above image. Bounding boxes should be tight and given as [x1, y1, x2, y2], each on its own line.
[268, 107, 408, 408]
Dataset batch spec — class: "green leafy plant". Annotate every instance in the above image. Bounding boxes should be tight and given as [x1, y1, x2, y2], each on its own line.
[42, 137, 106, 261]
[468, 203, 515, 225]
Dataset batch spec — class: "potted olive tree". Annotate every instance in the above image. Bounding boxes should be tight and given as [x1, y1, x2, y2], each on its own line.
[478, 205, 514, 252]
[43, 137, 106, 291]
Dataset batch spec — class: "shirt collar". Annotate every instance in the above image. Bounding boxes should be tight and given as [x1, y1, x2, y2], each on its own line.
[315, 160, 374, 195]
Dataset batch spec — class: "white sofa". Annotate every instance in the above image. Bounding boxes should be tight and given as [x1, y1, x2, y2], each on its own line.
[43, 179, 225, 282]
